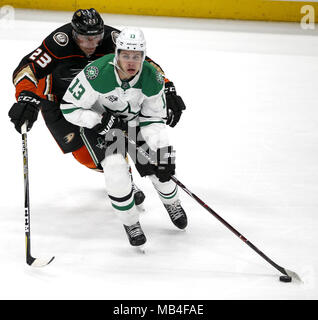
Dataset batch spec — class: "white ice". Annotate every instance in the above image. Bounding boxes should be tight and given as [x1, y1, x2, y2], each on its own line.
[0, 9, 317, 300]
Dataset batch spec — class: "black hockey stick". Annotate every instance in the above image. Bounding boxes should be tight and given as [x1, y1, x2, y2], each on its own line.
[125, 132, 301, 282]
[21, 122, 54, 267]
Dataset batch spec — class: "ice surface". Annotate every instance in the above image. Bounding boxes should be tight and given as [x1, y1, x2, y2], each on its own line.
[0, 9, 317, 300]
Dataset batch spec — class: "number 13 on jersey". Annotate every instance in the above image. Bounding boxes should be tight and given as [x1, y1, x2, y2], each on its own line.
[69, 78, 86, 100]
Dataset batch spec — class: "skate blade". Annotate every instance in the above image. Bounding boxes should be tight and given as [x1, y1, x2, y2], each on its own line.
[134, 244, 146, 254]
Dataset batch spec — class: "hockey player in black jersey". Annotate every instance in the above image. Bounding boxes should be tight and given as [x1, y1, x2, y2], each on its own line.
[8, 8, 186, 205]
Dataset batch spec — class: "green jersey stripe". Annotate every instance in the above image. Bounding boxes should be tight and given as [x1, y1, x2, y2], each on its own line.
[139, 120, 164, 127]
[61, 107, 81, 114]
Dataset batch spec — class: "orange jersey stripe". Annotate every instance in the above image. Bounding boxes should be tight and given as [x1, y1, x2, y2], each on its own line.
[42, 40, 85, 60]
[15, 79, 37, 100]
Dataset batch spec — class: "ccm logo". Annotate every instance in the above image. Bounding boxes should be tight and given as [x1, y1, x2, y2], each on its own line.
[18, 96, 40, 105]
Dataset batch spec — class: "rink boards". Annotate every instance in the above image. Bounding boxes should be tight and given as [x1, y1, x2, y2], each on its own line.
[2, 0, 318, 22]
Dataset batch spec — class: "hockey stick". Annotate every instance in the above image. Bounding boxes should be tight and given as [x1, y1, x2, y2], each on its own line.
[125, 132, 301, 282]
[21, 122, 54, 267]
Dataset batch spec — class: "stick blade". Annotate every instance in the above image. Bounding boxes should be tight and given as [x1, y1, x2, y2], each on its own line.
[134, 245, 146, 254]
[28, 256, 55, 267]
[285, 268, 303, 283]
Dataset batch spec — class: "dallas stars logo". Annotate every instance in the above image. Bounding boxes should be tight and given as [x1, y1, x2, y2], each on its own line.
[156, 71, 164, 84]
[85, 65, 99, 80]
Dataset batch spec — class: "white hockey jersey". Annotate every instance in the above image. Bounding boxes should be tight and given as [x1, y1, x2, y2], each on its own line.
[60, 53, 169, 150]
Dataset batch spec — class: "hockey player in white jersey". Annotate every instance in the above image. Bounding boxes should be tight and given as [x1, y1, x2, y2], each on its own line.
[61, 27, 187, 247]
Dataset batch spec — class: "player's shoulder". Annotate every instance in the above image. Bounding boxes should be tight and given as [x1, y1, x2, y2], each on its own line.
[83, 54, 116, 92]
[103, 24, 120, 41]
[43, 23, 78, 58]
[140, 60, 164, 96]
[85, 54, 114, 77]
[95, 25, 119, 55]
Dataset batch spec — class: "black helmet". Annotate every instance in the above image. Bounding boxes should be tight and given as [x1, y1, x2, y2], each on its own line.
[71, 8, 104, 35]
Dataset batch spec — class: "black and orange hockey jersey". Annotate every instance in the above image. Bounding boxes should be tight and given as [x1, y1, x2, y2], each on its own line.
[13, 23, 168, 104]
[13, 23, 120, 103]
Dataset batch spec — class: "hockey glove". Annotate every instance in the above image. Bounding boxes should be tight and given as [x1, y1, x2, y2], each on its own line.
[8, 91, 41, 133]
[155, 145, 176, 182]
[92, 111, 125, 135]
[165, 81, 186, 128]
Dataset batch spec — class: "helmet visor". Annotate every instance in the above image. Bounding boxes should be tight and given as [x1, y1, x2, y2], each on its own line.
[74, 31, 104, 56]
[76, 32, 104, 42]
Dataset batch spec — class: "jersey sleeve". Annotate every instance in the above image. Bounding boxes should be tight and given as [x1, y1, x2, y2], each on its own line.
[139, 89, 166, 127]
[145, 57, 171, 84]
[139, 68, 170, 151]
[12, 24, 76, 100]
[12, 40, 59, 100]
[60, 70, 102, 129]
[139, 65, 166, 125]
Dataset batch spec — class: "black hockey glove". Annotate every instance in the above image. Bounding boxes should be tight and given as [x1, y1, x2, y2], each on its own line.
[165, 81, 186, 128]
[155, 145, 176, 183]
[8, 91, 41, 133]
[92, 111, 125, 135]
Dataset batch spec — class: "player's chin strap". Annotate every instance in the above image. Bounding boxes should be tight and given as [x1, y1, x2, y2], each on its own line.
[110, 56, 143, 81]
[110, 61, 130, 80]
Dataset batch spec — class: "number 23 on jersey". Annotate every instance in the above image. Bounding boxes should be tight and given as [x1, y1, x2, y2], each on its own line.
[29, 48, 52, 68]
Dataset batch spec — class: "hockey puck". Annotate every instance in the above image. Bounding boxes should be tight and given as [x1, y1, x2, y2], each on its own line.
[279, 275, 292, 282]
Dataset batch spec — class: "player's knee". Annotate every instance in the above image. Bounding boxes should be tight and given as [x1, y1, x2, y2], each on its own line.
[101, 154, 130, 192]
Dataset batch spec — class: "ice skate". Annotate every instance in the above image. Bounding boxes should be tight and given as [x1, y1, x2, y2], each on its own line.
[124, 221, 147, 247]
[164, 200, 188, 229]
